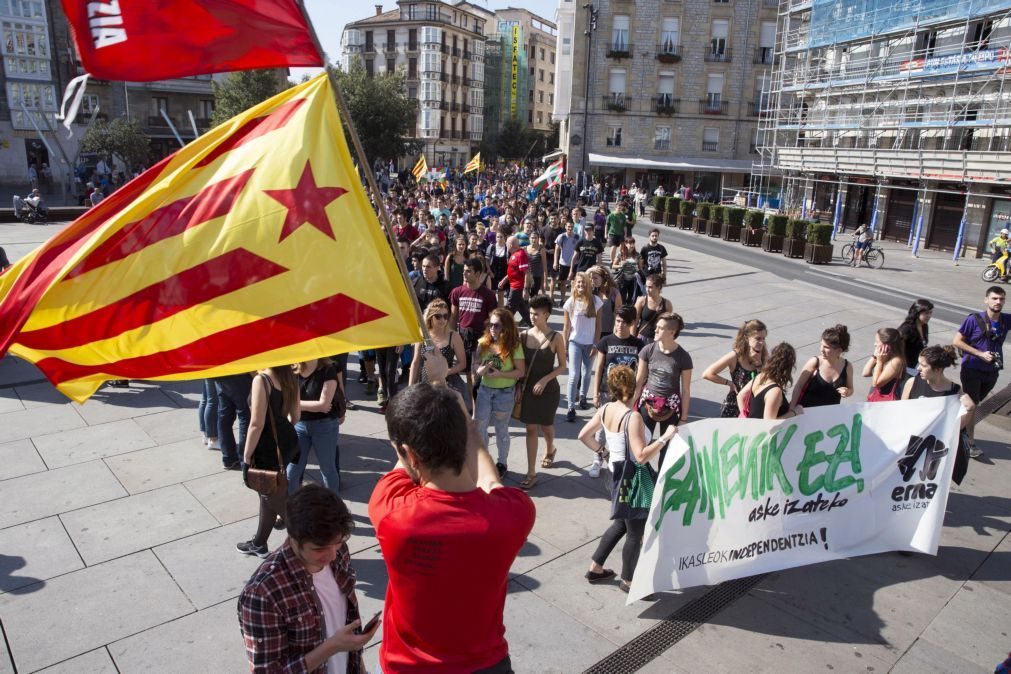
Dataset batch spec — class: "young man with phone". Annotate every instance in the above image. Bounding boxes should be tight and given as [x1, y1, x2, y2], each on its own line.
[239, 484, 377, 673]
[370, 352, 536, 673]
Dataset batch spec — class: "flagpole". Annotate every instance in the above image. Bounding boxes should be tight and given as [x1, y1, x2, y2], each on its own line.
[294, 1, 430, 343]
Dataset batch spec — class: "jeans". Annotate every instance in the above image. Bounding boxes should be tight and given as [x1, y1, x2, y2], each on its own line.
[216, 374, 252, 466]
[198, 379, 218, 438]
[475, 384, 515, 465]
[592, 516, 647, 582]
[567, 341, 594, 409]
[287, 417, 341, 495]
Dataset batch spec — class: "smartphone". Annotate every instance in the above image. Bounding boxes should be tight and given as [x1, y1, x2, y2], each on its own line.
[362, 611, 381, 633]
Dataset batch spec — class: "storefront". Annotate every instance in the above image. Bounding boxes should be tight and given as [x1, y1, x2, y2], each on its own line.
[882, 182, 917, 242]
[588, 153, 754, 205]
[927, 189, 965, 251]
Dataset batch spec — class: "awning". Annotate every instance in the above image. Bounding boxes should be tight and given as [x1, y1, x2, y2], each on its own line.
[588, 152, 755, 174]
[542, 149, 564, 162]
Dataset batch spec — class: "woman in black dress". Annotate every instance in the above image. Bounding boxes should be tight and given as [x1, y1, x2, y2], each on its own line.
[792, 324, 854, 409]
[742, 343, 801, 420]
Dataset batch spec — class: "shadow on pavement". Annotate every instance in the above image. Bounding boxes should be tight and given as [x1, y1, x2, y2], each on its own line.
[0, 554, 44, 595]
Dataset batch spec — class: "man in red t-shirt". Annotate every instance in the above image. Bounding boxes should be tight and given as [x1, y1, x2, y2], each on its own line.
[369, 364, 535, 674]
[497, 235, 531, 328]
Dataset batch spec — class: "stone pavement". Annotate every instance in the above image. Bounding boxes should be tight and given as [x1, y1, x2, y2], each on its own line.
[0, 219, 1009, 673]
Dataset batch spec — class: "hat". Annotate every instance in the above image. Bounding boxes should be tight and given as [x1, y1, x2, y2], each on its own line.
[516, 232, 530, 247]
[1002, 229, 1009, 236]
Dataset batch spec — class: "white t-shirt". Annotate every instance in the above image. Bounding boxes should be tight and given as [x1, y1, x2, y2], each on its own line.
[312, 565, 349, 674]
[564, 296, 604, 345]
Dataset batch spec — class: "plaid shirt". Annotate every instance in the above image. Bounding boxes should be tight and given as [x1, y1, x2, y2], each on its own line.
[238, 539, 363, 674]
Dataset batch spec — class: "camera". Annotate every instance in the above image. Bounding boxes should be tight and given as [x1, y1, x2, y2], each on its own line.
[991, 351, 1004, 371]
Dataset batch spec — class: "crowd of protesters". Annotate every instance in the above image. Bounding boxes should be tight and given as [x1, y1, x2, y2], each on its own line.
[214, 165, 1002, 673]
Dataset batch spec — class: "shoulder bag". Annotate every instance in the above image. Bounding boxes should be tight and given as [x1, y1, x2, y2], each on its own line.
[610, 410, 659, 521]
[245, 376, 290, 497]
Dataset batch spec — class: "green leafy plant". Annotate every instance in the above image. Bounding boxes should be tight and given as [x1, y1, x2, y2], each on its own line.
[768, 214, 789, 236]
[711, 205, 725, 223]
[680, 200, 696, 215]
[697, 202, 713, 220]
[725, 207, 746, 227]
[807, 222, 834, 245]
[786, 219, 810, 240]
[746, 210, 765, 230]
[666, 196, 682, 213]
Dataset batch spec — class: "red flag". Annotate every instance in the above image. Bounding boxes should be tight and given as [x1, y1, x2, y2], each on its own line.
[60, 0, 322, 81]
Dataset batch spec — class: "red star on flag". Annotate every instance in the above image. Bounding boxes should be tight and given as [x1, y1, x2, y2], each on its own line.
[264, 160, 347, 242]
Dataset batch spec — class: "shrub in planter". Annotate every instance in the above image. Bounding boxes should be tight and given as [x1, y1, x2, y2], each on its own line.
[650, 195, 664, 223]
[663, 196, 681, 226]
[721, 207, 745, 242]
[741, 210, 765, 246]
[804, 222, 835, 264]
[708, 205, 725, 237]
[694, 202, 712, 233]
[679, 200, 696, 229]
[762, 213, 788, 252]
[783, 219, 809, 258]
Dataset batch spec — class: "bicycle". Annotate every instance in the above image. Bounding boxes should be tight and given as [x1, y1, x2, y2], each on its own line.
[839, 238, 885, 269]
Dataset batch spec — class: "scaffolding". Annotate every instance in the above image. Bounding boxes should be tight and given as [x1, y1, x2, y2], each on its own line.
[750, 0, 1011, 247]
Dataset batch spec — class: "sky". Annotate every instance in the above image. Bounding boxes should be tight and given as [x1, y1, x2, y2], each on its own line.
[290, 0, 559, 80]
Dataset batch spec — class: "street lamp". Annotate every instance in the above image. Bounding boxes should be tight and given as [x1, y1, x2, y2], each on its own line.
[581, 3, 597, 193]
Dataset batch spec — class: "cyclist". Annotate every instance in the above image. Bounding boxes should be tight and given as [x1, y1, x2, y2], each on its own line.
[850, 223, 869, 267]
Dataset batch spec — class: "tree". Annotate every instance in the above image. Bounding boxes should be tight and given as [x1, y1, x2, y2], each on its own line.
[333, 58, 421, 166]
[80, 117, 150, 168]
[211, 69, 289, 126]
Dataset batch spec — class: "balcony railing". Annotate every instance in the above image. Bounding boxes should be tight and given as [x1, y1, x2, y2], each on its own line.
[652, 96, 680, 114]
[407, 42, 418, 51]
[654, 139, 672, 151]
[364, 44, 375, 54]
[462, 76, 472, 87]
[704, 48, 732, 63]
[450, 102, 460, 111]
[462, 50, 472, 59]
[451, 74, 459, 84]
[439, 101, 448, 110]
[702, 141, 719, 152]
[699, 99, 729, 115]
[655, 44, 682, 62]
[603, 94, 630, 112]
[407, 70, 418, 79]
[440, 44, 449, 54]
[606, 43, 633, 59]
[753, 47, 774, 65]
[439, 72, 448, 82]
[147, 115, 175, 128]
[468, 131, 482, 140]
[748, 100, 762, 116]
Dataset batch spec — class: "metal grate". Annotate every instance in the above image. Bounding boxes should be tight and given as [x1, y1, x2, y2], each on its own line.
[973, 381, 1011, 419]
[582, 574, 768, 674]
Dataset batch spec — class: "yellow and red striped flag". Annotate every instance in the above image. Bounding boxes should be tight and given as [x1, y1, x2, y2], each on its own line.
[411, 154, 428, 181]
[463, 152, 481, 174]
[0, 74, 421, 402]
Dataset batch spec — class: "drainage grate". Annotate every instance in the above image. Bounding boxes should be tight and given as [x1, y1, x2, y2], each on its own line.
[973, 381, 1011, 419]
[582, 573, 768, 674]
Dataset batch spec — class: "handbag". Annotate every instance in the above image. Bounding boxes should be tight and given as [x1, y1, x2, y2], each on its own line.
[737, 385, 753, 418]
[245, 377, 289, 497]
[330, 374, 347, 419]
[512, 331, 551, 420]
[610, 410, 659, 521]
[866, 374, 903, 402]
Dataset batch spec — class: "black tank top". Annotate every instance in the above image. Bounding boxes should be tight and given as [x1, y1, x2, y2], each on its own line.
[800, 358, 848, 408]
[638, 298, 668, 340]
[749, 383, 789, 419]
[909, 377, 960, 399]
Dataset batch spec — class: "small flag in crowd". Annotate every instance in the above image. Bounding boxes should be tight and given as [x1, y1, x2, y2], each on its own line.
[0, 74, 422, 402]
[411, 155, 429, 182]
[532, 159, 564, 187]
[60, 0, 322, 81]
[425, 167, 447, 185]
[463, 153, 482, 174]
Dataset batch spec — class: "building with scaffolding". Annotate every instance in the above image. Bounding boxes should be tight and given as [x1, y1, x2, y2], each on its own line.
[752, 0, 1011, 256]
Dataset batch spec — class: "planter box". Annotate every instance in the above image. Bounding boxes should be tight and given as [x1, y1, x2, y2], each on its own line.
[761, 232, 784, 253]
[693, 217, 707, 234]
[678, 214, 693, 230]
[650, 208, 662, 224]
[721, 222, 742, 242]
[804, 243, 834, 264]
[706, 219, 722, 237]
[663, 211, 677, 227]
[783, 238, 806, 259]
[741, 228, 763, 247]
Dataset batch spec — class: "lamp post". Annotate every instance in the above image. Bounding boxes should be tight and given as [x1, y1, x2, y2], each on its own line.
[580, 2, 597, 193]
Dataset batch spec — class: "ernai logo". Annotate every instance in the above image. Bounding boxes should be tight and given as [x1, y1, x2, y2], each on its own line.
[892, 434, 948, 502]
[88, 1, 127, 49]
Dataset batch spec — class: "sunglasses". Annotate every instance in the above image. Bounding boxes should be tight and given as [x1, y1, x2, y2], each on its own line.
[489, 322, 504, 329]
[433, 313, 449, 320]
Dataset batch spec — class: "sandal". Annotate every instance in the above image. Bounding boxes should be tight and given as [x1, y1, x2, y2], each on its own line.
[541, 448, 557, 468]
[585, 569, 616, 584]
[520, 474, 538, 490]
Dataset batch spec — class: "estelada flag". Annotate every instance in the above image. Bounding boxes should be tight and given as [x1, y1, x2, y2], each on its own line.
[411, 155, 428, 182]
[463, 153, 481, 174]
[60, 0, 322, 81]
[0, 74, 422, 402]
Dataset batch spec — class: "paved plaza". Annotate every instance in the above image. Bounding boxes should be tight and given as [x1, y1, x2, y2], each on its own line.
[0, 219, 1009, 673]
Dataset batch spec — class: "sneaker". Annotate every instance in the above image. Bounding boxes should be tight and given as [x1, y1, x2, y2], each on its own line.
[589, 455, 602, 478]
[566, 408, 576, 422]
[201, 434, 209, 446]
[969, 444, 984, 459]
[579, 397, 590, 410]
[208, 438, 222, 450]
[224, 460, 241, 471]
[495, 462, 507, 478]
[236, 540, 268, 558]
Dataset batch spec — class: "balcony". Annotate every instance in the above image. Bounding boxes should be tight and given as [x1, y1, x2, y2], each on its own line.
[364, 44, 375, 54]
[439, 101, 449, 110]
[699, 99, 729, 115]
[439, 72, 448, 82]
[462, 50, 472, 59]
[652, 96, 680, 114]
[147, 115, 176, 128]
[462, 76, 472, 87]
[451, 74, 459, 84]
[407, 42, 418, 51]
[440, 44, 449, 54]
[407, 70, 418, 80]
[753, 47, 774, 65]
[469, 104, 482, 114]
[605, 42, 633, 59]
[603, 94, 630, 112]
[702, 141, 719, 152]
[774, 146, 1011, 185]
[452, 47, 460, 56]
[468, 131, 482, 140]
[654, 139, 672, 151]
[655, 44, 682, 63]
[704, 48, 732, 63]
[450, 102, 460, 112]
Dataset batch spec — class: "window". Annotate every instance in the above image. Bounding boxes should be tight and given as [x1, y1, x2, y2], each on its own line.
[0, 1, 44, 18]
[387, 58, 396, 72]
[654, 126, 672, 150]
[365, 59, 374, 77]
[408, 57, 417, 78]
[660, 18, 679, 54]
[474, 40, 484, 57]
[707, 73, 723, 101]
[758, 21, 775, 64]
[608, 69, 626, 99]
[408, 28, 417, 50]
[549, 72, 554, 84]
[658, 72, 675, 107]
[539, 48, 545, 60]
[611, 15, 629, 51]
[607, 125, 622, 147]
[81, 94, 100, 114]
[703, 127, 719, 151]
[420, 108, 437, 131]
[387, 30, 396, 47]
[710, 19, 728, 56]
[472, 61, 483, 81]
[529, 88, 534, 102]
[365, 30, 374, 50]
[537, 111, 543, 123]
[471, 115, 483, 135]
[422, 51, 440, 73]
[421, 27, 441, 45]
[561, 38, 571, 56]
[151, 96, 168, 114]
[528, 109, 533, 122]
[408, 86, 417, 99]
[539, 68, 544, 81]
[421, 80, 441, 102]
[538, 90, 544, 103]
[529, 65, 534, 75]
[549, 93, 554, 105]
[551, 51, 555, 64]
[2, 20, 50, 80]
[471, 88, 483, 109]
[200, 99, 213, 118]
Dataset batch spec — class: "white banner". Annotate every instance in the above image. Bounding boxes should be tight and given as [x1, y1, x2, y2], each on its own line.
[628, 397, 961, 601]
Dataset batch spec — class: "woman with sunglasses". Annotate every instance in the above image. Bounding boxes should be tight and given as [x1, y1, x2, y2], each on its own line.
[410, 299, 468, 404]
[474, 308, 526, 477]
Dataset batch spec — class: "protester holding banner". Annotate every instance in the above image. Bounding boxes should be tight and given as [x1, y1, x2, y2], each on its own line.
[580, 365, 676, 593]
[901, 345, 973, 412]
[863, 328, 906, 402]
[703, 319, 769, 417]
[791, 325, 854, 409]
[635, 313, 692, 467]
[741, 343, 800, 420]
